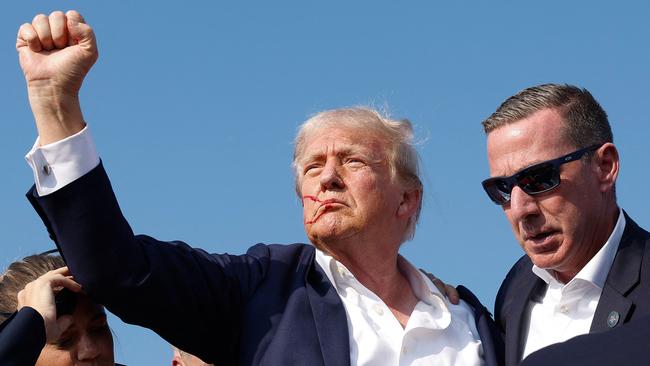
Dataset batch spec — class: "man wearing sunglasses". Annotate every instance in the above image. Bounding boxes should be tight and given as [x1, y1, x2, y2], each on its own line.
[481, 84, 650, 365]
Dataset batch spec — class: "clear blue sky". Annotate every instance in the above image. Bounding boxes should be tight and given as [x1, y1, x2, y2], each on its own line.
[2, 2, 649, 364]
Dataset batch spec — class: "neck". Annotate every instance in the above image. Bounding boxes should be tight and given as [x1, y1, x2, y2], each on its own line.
[318, 236, 419, 327]
[555, 204, 620, 283]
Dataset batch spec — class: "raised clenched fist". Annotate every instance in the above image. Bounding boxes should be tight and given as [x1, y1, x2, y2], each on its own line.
[17, 10, 98, 145]
[17, 10, 98, 95]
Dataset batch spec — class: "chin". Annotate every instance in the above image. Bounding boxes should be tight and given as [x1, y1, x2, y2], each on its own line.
[527, 251, 560, 270]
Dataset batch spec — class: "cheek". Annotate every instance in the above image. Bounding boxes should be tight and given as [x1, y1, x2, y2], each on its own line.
[36, 346, 71, 366]
[95, 328, 115, 358]
[503, 209, 520, 233]
[301, 199, 319, 219]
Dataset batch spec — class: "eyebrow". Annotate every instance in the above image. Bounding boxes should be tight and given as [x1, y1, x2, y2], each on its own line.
[60, 311, 107, 333]
[299, 145, 379, 166]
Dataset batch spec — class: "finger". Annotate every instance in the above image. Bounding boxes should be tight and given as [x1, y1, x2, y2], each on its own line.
[49, 275, 83, 293]
[419, 268, 437, 282]
[49, 11, 68, 49]
[17, 289, 26, 309]
[431, 277, 445, 293]
[32, 14, 54, 51]
[65, 10, 94, 48]
[50, 266, 71, 276]
[445, 284, 460, 305]
[17, 23, 42, 52]
[67, 9, 87, 23]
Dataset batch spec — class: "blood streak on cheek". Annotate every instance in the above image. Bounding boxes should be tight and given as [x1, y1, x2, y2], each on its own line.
[303, 195, 321, 203]
[304, 204, 333, 224]
[302, 195, 333, 224]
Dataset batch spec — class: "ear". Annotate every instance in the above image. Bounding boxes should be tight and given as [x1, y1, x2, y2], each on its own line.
[594, 143, 619, 193]
[397, 187, 422, 218]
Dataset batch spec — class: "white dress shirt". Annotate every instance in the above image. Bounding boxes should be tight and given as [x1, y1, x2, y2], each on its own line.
[25, 127, 99, 196]
[27, 127, 485, 365]
[315, 250, 484, 366]
[521, 209, 626, 359]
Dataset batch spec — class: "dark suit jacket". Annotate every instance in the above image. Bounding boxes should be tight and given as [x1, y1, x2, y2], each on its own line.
[0, 307, 46, 366]
[495, 211, 650, 366]
[28, 163, 504, 366]
[519, 314, 650, 366]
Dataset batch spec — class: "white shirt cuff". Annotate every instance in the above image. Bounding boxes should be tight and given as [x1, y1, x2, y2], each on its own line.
[25, 127, 100, 196]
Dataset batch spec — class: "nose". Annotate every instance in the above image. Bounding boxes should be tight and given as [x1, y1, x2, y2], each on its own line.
[319, 159, 345, 191]
[76, 333, 101, 362]
[507, 185, 540, 221]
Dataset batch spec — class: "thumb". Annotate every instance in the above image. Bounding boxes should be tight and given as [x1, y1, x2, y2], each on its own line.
[65, 10, 97, 53]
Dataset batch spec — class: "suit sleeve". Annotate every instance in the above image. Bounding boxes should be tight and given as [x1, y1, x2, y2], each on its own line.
[26, 163, 271, 363]
[0, 307, 46, 366]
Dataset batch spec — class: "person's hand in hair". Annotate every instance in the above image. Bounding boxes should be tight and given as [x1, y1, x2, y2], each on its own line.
[16, 266, 82, 343]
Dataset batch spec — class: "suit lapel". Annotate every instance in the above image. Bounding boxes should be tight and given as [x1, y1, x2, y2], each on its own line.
[591, 212, 644, 332]
[506, 268, 545, 365]
[305, 249, 351, 366]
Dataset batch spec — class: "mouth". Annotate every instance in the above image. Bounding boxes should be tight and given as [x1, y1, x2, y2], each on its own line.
[523, 230, 560, 251]
[303, 196, 346, 224]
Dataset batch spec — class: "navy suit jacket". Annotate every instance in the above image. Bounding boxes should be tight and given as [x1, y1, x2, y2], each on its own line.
[0, 308, 46, 366]
[519, 314, 650, 366]
[495, 211, 650, 366]
[28, 164, 504, 366]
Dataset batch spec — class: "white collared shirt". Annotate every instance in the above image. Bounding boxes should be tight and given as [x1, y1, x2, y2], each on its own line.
[521, 209, 626, 360]
[315, 250, 484, 366]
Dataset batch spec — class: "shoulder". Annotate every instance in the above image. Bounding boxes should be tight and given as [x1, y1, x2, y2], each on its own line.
[497, 255, 532, 296]
[622, 212, 650, 245]
[240, 243, 316, 275]
[453, 285, 505, 366]
[494, 254, 532, 316]
[456, 285, 489, 314]
[245, 242, 314, 260]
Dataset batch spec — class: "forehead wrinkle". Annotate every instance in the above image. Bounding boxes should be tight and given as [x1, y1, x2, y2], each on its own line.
[299, 140, 379, 166]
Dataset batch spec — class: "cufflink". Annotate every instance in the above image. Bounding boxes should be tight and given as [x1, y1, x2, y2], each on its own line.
[42, 164, 51, 176]
[607, 311, 620, 328]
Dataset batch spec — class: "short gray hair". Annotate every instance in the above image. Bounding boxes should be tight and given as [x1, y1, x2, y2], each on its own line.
[482, 83, 613, 148]
[292, 107, 423, 241]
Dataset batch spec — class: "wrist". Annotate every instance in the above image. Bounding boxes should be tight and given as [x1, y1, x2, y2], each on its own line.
[28, 86, 86, 145]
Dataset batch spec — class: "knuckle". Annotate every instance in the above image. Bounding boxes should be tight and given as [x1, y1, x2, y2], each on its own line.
[20, 23, 34, 36]
[33, 13, 47, 23]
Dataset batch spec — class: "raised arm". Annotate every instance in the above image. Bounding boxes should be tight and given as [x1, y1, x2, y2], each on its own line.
[18, 12, 269, 363]
[17, 10, 97, 145]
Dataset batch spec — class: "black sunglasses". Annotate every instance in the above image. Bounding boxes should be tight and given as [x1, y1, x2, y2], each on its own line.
[482, 144, 602, 205]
